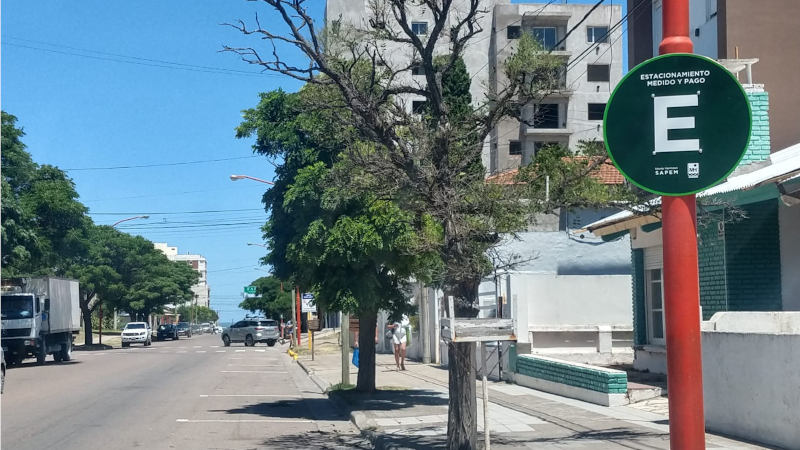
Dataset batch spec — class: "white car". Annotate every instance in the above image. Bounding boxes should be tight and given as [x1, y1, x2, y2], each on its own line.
[121, 322, 152, 347]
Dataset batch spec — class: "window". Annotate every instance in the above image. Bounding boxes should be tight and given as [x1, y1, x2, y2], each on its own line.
[587, 26, 608, 43]
[588, 103, 606, 120]
[509, 140, 522, 155]
[411, 22, 428, 35]
[412, 100, 427, 114]
[533, 103, 560, 129]
[507, 25, 521, 39]
[587, 64, 610, 82]
[532, 27, 557, 50]
[646, 268, 665, 345]
[410, 62, 425, 76]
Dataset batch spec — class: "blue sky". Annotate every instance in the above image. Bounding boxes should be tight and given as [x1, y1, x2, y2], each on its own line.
[2, 1, 626, 324]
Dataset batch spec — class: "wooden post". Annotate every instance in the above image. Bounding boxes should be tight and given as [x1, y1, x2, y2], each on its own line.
[481, 342, 490, 449]
[341, 313, 350, 385]
[483, 373, 490, 450]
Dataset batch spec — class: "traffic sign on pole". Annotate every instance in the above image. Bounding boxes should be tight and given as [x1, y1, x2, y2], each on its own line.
[301, 293, 315, 313]
[604, 53, 751, 196]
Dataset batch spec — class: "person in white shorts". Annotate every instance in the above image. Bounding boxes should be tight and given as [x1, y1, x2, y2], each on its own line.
[388, 321, 407, 371]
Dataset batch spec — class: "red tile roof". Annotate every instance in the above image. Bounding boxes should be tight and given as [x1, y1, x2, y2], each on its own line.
[486, 158, 625, 185]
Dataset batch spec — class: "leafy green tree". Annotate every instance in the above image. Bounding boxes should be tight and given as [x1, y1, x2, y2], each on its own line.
[67, 225, 198, 344]
[238, 276, 292, 320]
[176, 305, 218, 324]
[237, 87, 436, 392]
[2, 112, 88, 276]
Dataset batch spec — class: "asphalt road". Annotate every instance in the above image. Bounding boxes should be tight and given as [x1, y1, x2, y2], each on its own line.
[1, 334, 370, 450]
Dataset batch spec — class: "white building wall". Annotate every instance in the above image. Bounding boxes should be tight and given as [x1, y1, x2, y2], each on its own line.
[701, 312, 800, 449]
[154, 243, 210, 309]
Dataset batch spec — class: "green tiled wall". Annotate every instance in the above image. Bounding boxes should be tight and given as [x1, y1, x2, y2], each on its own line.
[724, 200, 782, 312]
[516, 355, 628, 394]
[740, 91, 770, 165]
[632, 249, 647, 345]
[698, 212, 728, 320]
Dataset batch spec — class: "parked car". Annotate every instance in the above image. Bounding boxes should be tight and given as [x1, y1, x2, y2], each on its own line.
[157, 324, 179, 341]
[200, 322, 212, 334]
[121, 322, 152, 347]
[175, 322, 192, 338]
[221, 319, 280, 347]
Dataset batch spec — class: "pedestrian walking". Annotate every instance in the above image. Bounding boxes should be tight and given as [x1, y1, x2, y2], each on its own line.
[387, 321, 407, 370]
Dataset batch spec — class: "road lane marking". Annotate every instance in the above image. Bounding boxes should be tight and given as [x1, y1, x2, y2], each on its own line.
[176, 419, 313, 423]
[215, 350, 226, 353]
[235, 349, 246, 352]
[194, 346, 203, 348]
[220, 370, 288, 374]
[227, 364, 281, 367]
[254, 349, 266, 352]
[210, 345, 220, 348]
[195, 350, 207, 353]
[199, 394, 301, 398]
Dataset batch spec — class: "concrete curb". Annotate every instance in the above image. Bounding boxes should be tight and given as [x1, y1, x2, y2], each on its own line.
[294, 358, 333, 393]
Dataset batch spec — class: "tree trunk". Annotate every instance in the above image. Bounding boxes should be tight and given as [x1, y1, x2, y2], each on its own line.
[447, 341, 477, 449]
[82, 305, 93, 346]
[356, 309, 378, 393]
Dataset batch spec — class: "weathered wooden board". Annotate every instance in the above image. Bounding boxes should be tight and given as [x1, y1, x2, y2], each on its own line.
[441, 317, 516, 343]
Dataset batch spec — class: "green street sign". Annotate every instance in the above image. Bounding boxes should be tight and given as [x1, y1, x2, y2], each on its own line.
[243, 286, 256, 295]
[604, 53, 751, 196]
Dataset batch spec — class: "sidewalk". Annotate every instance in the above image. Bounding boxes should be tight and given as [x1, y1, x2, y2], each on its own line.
[297, 352, 768, 449]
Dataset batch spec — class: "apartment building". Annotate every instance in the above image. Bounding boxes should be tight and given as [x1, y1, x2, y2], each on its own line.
[628, 0, 800, 151]
[325, 0, 623, 175]
[489, 2, 623, 172]
[154, 242, 210, 308]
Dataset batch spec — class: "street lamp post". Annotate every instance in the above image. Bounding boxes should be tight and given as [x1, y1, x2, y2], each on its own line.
[229, 174, 275, 185]
[111, 215, 150, 228]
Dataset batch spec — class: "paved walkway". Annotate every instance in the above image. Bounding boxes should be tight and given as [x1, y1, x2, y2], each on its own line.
[298, 352, 768, 449]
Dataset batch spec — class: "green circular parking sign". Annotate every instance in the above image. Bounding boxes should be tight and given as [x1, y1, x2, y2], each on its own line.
[604, 53, 751, 195]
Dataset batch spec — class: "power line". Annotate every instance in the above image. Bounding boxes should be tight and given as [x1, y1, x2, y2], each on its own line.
[90, 208, 263, 216]
[1, 37, 281, 78]
[61, 155, 259, 171]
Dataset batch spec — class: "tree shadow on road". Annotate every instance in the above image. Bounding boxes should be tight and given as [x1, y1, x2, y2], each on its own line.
[257, 430, 373, 449]
[210, 398, 351, 421]
[331, 388, 448, 411]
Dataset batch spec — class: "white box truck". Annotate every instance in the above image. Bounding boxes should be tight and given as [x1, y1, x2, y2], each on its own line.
[1, 277, 81, 365]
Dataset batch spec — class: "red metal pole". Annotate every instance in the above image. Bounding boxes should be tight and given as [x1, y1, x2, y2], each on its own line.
[296, 287, 302, 346]
[660, 2, 705, 448]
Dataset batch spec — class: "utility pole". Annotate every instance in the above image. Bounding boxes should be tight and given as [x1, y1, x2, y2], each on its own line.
[659, 1, 706, 448]
[341, 312, 350, 385]
[295, 287, 301, 346]
[420, 283, 431, 364]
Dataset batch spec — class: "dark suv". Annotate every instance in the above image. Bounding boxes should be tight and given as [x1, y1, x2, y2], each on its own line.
[175, 322, 192, 338]
[221, 319, 280, 347]
[157, 324, 179, 341]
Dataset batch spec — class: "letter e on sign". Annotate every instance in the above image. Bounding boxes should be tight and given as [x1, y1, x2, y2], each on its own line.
[653, 94, 700, 154]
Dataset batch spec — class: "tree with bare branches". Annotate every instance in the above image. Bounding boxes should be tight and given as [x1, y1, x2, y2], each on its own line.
[224, 1, 566, 447]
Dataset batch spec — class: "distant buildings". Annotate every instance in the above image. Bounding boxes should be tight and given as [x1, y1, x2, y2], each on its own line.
[154, 242, 210, 308]
[325, 0, 623, 175]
